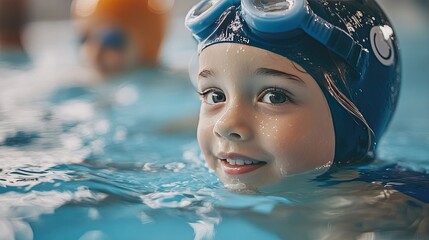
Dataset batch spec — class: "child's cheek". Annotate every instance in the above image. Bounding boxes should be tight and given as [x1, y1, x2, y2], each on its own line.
[261, 119, 306, 175]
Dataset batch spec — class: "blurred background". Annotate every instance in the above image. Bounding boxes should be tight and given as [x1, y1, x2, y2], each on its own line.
[1, 0, 200, 72]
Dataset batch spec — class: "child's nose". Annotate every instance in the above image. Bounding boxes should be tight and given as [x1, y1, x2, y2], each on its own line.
[213, 104, 253, 142]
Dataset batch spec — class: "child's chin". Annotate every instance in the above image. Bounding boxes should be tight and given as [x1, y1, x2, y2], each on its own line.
[220, 167, 331, 194]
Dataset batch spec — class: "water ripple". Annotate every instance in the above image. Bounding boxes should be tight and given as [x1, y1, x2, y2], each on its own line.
[0, 187, 107, 239]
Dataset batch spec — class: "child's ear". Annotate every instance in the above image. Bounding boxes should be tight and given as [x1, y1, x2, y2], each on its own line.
[188, 52, 199, 88]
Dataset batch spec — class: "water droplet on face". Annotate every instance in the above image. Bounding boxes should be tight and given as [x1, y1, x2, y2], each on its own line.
[226, 44, 232, 53]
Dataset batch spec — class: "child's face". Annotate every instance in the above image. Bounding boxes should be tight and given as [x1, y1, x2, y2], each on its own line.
[197, 43, 335, 189]
[76, 21, 138, 77]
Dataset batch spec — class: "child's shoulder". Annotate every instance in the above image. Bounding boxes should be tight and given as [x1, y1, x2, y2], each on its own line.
[318, 163, 429, 203]
[357, 164, 429, 203]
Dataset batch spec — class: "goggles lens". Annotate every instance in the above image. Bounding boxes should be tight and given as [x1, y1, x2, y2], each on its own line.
[79, 28, 126, 49]
[252, 0, 294, 12]
[100, 29, 126, 49]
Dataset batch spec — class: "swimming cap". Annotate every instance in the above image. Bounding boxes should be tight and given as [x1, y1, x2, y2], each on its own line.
[71, 0, 169, 65]
[186, 0, 401, 165]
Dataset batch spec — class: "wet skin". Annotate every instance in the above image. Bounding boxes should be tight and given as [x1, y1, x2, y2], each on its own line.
[197, 43, 335, 189]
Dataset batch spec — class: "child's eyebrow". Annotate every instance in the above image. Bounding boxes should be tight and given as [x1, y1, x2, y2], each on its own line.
[254, 68, 306, 86]
[198, 69, 215, 79]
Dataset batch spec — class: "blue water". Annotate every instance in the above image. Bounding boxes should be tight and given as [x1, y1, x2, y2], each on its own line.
[1, 4, 429, 240]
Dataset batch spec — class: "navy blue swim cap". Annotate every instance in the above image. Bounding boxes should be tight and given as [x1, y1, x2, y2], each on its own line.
[186, 0, 401, 165]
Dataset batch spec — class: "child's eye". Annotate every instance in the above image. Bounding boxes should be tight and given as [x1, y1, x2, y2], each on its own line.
[199, 88, 226, 105]
[258, 87, 292, 104]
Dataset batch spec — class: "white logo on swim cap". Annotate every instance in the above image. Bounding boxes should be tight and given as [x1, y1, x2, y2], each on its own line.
[370, 25, 395, 66]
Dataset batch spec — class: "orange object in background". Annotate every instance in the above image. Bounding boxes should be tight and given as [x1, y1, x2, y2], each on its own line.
[71, 0, 170, 76]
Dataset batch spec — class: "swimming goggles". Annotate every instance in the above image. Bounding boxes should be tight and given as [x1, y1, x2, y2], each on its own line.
[185, 0, 368, 74]
[79, 28, 126, 49]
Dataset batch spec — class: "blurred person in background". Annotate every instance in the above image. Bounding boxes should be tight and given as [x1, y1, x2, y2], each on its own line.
[0, 0, 31, 67]
[52, 0, 199, 136]
[70, 0, 169, 80]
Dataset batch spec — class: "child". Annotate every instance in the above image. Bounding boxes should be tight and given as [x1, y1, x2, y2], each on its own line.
[70, 0, 169, 78]
[185, 0, 400, 190]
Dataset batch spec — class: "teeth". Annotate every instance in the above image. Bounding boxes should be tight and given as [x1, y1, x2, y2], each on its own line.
[236, 159, 244, 165]
[226, 159, 260, 165]
[226, 159, 236, 165]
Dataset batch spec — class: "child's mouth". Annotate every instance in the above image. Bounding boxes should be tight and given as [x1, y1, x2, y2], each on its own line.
[219, 158, 266, 175]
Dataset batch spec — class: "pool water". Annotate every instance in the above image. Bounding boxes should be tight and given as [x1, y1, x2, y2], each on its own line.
[1, 5, 429, 240]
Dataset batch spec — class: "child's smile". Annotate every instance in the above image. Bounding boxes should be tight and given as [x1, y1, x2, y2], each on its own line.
[217, 151, 267, 175]
[197, 43, 335, 189]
